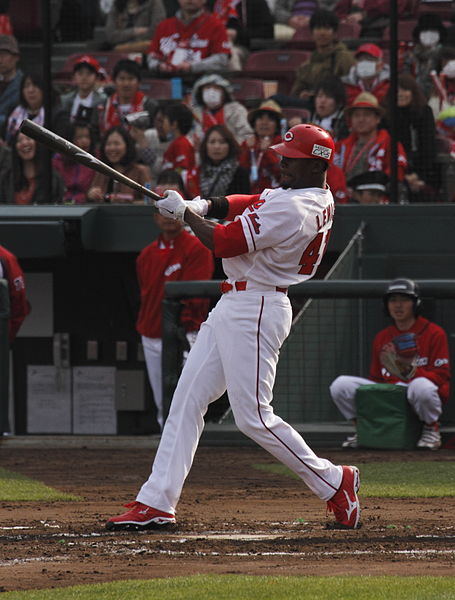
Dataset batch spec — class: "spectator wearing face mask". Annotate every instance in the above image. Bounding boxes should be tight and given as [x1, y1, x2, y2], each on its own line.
[341, 43, 389, 106]
[191, 74, 252, 145]
[403, 13, 447, 99]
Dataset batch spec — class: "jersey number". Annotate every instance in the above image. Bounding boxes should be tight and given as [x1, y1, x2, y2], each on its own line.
[298, 230, 331, 275]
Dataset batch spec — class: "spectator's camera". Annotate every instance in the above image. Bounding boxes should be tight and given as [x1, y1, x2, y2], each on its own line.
[125, 111, 150, 129]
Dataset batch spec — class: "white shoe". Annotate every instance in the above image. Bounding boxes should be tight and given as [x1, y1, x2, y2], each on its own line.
[417, 423, 441, 450]
[341, 433, 358, 449]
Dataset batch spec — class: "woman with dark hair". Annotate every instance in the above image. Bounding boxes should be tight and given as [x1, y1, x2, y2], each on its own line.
[105, 0, 165, 51]
[4, 73, 67, 144]
[52, 121, 96, 204]
[10, 131, 64, 205]
[310, 75, 349, 141]
[87, 125, 152, 203]
[386, 74, 439, 201]
[198, 124, 250, 197]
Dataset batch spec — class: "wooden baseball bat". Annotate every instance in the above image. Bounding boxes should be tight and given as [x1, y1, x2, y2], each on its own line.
[19, 119, 161, 203]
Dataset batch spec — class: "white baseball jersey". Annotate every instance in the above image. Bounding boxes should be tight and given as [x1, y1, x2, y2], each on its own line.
[214, 187, 334, 288]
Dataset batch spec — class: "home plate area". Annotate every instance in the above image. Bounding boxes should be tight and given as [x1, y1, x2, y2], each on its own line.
[1, 446, 454, 591]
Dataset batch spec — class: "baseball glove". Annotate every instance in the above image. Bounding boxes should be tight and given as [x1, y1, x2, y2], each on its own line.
[379, 332, 418, 381]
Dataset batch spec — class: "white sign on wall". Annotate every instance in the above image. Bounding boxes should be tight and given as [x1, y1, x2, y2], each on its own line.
[27, 366, 72, 433]
[72, 367, 117, 434]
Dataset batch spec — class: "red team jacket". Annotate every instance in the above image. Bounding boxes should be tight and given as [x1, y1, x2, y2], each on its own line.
[136, 229, 214, 339]
[335, 128, 408, 181]
[162, 134, 199, 197]
[147, 12, 230, 69]
[0, 245, 29, 343]
[369, 316, 451, 403]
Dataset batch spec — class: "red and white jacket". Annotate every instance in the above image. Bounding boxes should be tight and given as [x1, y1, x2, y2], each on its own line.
[334, 128, 408, 182]
[369, 316, 451, 403]
[147, 11, 230, 70]
[136, 230, 214, 339]
[0, 245, 29, 343]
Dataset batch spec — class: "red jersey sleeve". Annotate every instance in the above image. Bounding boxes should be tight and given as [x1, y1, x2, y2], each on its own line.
[213, 220, 248, 258]
[225, 194, 261, 220]
[414, 323, 450, 401]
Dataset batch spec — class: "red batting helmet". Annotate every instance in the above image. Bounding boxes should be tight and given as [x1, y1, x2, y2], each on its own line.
[270, 123, 335, 164]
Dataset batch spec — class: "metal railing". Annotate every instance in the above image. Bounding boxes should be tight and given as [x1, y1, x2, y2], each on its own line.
[162, 279, 455, 425]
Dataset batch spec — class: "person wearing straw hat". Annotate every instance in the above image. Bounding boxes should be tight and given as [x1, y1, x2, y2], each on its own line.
[239, 99, 283, 194]
[334, 91, 407, 184]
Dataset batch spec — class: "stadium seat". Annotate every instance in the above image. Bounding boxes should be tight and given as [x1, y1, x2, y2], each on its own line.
[383, 20, 418, 42]
[243, 50, 309, 94]
[9, 0, 41, 39]
[140, 78, 175, 100]
[229, 78, 265, 104]
[417, 1, 454, 19]
[244, 49, 309, 72]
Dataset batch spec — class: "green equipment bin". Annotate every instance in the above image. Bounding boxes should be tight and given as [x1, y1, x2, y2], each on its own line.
[356, 384, 422, 450]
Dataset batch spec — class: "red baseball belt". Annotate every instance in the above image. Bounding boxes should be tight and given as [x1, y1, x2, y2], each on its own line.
[220, 281, 288, 294]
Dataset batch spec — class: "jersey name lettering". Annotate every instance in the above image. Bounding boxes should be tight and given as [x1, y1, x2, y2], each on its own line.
[247, 212, 261, 234]
[316, 203, 334, 230]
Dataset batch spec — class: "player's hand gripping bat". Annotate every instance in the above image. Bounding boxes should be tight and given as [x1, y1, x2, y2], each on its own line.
[19, 119, 161, 204]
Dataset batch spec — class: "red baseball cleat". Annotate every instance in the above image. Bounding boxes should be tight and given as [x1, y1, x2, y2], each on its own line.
[106, 501, 176, 531]
[326, 465, 361, 529]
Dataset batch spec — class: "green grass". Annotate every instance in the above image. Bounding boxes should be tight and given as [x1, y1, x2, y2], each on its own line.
[253, 461, 455, 497]
[0, 467, 81, 502]
[2, 576, 455, 600]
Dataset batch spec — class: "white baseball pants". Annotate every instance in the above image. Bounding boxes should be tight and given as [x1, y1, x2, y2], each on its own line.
[330, 375, 442, 425]
[141, 336, 164, 430]
[137, 290, 343, 514]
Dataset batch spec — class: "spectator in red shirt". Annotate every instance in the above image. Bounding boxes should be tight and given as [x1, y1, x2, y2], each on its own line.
[334, 92, 407, 184]
[239, 100, 282, 195]
[136, 169, 214, 429]
[341, 43, 390, 106]
[161, 102, 198, 197]
[146, 0, 231, 73]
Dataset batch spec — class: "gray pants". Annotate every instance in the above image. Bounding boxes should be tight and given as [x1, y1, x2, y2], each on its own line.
[330, 375, 442, 425]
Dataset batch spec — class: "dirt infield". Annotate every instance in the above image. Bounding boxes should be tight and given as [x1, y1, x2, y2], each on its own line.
[1, 444, 455, 592]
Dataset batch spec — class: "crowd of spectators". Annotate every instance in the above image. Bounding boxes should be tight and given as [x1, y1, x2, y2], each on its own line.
[0, 0, 455, 204]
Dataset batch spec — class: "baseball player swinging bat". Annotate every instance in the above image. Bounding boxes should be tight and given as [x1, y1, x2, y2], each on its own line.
[19, 119, 161, 204]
